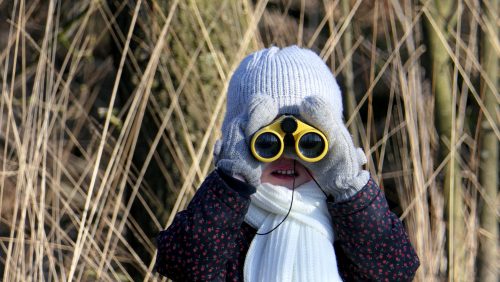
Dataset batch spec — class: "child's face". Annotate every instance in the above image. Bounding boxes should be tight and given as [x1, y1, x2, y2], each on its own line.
[260, 157, 313, 189]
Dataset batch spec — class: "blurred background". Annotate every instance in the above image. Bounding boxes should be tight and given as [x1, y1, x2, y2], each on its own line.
[0, 0, 498, 281]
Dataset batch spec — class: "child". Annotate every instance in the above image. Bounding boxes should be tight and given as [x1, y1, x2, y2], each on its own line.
[155, 46, 420, 281]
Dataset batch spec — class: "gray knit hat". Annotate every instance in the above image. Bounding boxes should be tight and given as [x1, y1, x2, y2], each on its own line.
[215, 45, 368, 195]
[221, 45, 343, 132]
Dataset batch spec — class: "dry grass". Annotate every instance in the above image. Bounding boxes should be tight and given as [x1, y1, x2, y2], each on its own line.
[0, 0, 498, 281]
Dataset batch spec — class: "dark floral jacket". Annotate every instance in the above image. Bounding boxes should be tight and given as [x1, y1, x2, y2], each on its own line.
[155, 169, 420, 281]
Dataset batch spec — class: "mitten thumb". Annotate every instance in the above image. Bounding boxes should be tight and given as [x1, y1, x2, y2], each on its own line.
[213, 139, 222, 165]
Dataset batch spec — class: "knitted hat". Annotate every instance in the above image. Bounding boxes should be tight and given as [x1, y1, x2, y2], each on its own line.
[222, 45, 343, 133]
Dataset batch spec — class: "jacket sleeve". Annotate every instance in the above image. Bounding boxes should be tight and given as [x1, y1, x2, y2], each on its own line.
[155, 169, 255, 281]
[329, 178, 420, 281]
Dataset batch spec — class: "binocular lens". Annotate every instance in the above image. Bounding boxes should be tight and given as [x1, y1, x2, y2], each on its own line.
[298, 133, 325, 158]
[254, 132, 281, 158]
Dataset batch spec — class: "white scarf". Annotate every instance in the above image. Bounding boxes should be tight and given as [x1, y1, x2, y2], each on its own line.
[244, 181, 342, 282]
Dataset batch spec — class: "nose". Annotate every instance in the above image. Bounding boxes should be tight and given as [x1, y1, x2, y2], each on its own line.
[282, 148, 301, 162]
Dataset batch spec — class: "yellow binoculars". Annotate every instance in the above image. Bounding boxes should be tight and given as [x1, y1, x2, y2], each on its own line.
[250, 115, 329, 163]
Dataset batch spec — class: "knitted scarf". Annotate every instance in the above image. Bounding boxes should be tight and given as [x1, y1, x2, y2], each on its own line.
[244, 181, 342, 282]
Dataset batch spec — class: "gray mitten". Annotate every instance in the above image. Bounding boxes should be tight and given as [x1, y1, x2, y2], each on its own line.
[299, 96, 369, 201]
[214, 95, 279, 187]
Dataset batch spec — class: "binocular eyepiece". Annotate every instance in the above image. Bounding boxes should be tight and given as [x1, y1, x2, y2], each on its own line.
[250, 115, 328, 163]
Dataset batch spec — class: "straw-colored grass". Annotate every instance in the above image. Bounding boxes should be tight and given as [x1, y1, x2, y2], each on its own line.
[0, 0, 497, 281]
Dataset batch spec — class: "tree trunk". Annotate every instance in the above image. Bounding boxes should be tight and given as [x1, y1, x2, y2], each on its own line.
[424, 1, 466, 280]
[478, 0, 499, 280]
[341, 0, 360, 147]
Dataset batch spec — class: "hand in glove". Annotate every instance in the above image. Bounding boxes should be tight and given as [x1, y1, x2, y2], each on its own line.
[299, 96, 369, 201]
[214, 95, 279, 187]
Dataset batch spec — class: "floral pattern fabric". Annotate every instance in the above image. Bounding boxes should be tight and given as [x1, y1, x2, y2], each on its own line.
[155, 170, 419, 281]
